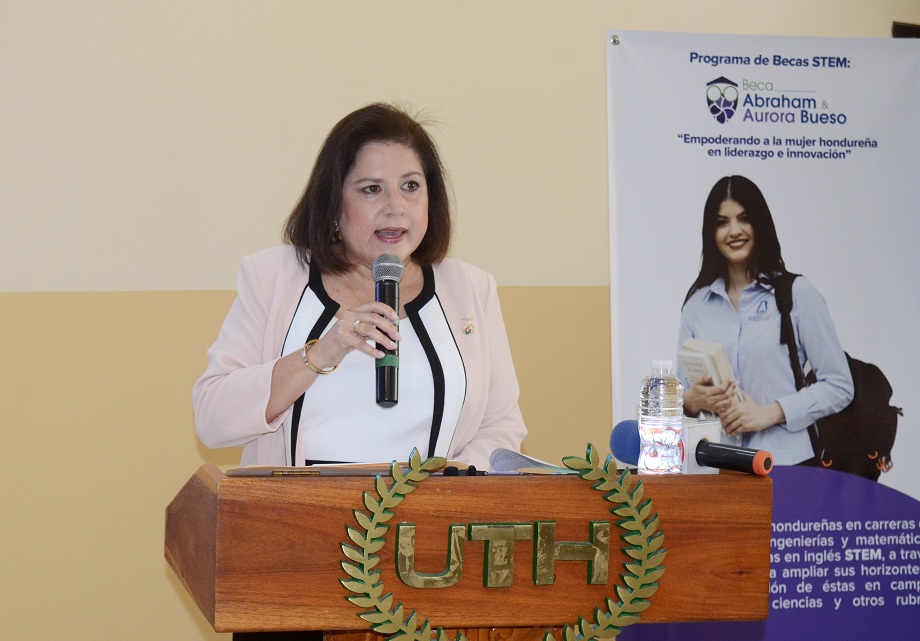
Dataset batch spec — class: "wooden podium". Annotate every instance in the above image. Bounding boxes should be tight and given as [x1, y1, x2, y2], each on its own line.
[165, 464, 771, 637]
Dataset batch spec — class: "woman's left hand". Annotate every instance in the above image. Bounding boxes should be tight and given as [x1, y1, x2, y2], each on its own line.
[720, 389, 785, 436]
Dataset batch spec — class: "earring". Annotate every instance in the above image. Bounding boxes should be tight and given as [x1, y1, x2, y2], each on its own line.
[332, 220, 342, 243]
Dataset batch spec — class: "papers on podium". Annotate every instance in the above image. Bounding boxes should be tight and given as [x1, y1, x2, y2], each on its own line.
[489, 448, 577, 474]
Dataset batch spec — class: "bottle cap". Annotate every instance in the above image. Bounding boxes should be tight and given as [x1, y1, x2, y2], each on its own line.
[652, 359, 673, 370]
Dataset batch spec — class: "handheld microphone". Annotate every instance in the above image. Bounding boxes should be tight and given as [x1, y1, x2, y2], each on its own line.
[372, 254, 404, 408]
[610, 420, 772, 475]
[695, 439, 773, 476]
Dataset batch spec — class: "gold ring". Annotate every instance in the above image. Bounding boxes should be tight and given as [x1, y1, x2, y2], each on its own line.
[353, 319, 362, 333]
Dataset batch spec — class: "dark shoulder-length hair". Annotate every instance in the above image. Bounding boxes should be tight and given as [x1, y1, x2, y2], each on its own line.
[283, 102, 452, 274]
[682, 175, 787, 306]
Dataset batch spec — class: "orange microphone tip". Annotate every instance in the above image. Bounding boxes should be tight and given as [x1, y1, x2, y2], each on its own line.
[753, 450, 773, 476]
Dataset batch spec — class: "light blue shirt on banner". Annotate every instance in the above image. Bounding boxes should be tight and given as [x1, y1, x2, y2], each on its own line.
[677, 275, 854, 465]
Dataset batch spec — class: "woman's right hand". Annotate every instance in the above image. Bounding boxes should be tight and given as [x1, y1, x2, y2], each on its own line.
[683, 375, 737, 416]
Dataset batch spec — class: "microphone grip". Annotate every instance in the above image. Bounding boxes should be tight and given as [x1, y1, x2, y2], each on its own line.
[696, 439, 772, 476]
[375, 279, 399, 407]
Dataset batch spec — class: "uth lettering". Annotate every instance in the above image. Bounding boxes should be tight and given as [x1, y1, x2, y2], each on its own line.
[395, 521, 611, 588]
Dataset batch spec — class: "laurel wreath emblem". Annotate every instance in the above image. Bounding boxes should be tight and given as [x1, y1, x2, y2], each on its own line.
[339, 444, 665, 641]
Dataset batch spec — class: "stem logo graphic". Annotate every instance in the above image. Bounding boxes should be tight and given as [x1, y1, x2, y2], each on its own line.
[706, 76, 738, 124]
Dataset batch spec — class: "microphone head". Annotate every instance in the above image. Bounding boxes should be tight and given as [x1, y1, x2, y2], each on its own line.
[372, 254, 405, 283]
[752, 450, 773, 476]
[610, 420, 640, 467]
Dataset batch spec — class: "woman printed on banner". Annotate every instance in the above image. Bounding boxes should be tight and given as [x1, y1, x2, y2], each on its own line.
[677, 174, 853, 466]
[193, 103, 527, 472]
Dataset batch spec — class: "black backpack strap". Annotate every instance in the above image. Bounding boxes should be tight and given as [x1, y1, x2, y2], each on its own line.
[775, 272, 806, 391]
[775, 272, 823, 456]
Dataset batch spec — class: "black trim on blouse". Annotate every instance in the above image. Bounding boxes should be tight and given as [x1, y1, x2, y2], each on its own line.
[289, 266, 339, 465]
[404, 266, 443, 458]
[287, 265, 444, 464]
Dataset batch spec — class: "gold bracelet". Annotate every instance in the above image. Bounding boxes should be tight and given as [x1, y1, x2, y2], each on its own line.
[301, 339, 339, 374]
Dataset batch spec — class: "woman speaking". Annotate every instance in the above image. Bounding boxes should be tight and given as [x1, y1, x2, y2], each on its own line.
[193, 103, 526, 472]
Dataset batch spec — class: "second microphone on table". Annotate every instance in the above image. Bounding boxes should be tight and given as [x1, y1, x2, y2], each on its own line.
[372, 253, 404, 407]
[610, 419, 773, 475]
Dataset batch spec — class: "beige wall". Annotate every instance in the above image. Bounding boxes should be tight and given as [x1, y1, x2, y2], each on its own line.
[2, 2, 919, 639]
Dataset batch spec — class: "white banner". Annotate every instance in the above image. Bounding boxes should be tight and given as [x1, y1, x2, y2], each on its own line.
[607, 30, 920, 641]
[607, 30, 920, 496]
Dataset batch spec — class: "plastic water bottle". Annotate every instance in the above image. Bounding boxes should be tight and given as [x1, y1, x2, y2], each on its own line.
[638, 359, 685, 474]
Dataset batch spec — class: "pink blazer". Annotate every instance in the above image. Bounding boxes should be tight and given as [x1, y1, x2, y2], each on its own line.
[193, 246, 527, 470]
